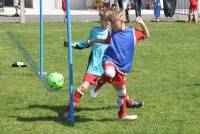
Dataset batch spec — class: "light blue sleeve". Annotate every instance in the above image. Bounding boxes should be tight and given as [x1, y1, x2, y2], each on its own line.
[72, 41, 89, 49]
[72, 29, 94, 49]
[88, 29, 94, 39]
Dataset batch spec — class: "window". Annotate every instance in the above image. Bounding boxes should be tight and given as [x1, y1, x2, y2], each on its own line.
[4, 0, 33, 8]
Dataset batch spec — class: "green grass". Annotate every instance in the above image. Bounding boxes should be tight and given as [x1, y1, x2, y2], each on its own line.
[0, 22, 200, 134]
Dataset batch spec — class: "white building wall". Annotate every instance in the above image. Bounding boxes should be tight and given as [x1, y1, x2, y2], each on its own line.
[33, 0, 57, 9]
[32, 0, 94, 10]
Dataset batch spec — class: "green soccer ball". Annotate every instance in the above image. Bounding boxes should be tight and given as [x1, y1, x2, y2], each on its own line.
[47, 72, 64, 90]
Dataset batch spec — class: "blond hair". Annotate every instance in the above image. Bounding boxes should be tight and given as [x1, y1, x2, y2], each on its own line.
[99, 9, 111, 21]
[108, 10, 126, 22]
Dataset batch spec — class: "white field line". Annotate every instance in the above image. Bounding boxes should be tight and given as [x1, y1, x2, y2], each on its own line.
[0, 29, 92, 33]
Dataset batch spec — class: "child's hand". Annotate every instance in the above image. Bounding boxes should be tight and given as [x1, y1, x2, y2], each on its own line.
[136, 17, 144, 25]
[87, 39, 95, 44]
[71, 42, 78, 47]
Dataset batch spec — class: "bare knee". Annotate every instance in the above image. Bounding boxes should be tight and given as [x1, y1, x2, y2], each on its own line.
[104, 67, 116, 78]
[78, 81, 90, 93]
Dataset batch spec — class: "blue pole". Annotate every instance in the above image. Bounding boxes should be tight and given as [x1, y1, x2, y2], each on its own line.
[39, 0, 43, 77]
[66, 0, 74, 124]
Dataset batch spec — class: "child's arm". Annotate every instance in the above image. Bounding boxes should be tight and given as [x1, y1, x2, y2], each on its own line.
[72, 28, 95, 49]
[136, 17, 150, 38]
[88, 38, 106, 45]
[88, 32, 110, 45]
[72, 41, 91, 49]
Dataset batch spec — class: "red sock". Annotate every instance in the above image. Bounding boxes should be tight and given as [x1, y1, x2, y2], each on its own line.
[117, 90, 127, 119]
[126, 94, 133, 107]
[65, 90, 82, 112]
[94, 78, 105, 92]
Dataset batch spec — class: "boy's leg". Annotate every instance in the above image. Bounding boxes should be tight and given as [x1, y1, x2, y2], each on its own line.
[115, 85, 137, 120]
[90, 63, 115, 97]
[117, 84, 143, 108]
[90, 78, 106, 97]
[63, 81, 90, 119]
[117, 88, 127, 118]
[126, 94, 144, 108]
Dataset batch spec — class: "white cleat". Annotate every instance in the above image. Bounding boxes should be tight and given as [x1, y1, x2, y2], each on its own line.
[62, 112, 70, 120]
[90, 89, 98, 98]
[120, 115, 138, 121]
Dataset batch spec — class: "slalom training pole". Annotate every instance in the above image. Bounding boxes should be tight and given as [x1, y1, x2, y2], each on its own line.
[39, 0, 44, 77]
[66, 0, 74, 124]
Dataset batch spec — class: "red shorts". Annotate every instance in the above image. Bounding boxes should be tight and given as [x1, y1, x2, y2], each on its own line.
[190, 0, 198, 10]
[83, 73, 99, 85]
[101, 62, 127, 85]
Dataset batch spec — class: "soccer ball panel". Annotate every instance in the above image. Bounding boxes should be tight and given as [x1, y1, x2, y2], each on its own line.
[47, 72, 64, 90]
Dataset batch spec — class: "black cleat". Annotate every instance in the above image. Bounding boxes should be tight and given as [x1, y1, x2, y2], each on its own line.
[64, 40, 68, 47]
[132, 100, 144, 108]
[62, 112, 70, 120]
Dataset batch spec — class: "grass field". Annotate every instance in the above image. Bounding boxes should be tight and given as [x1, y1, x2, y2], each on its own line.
[0, 22, 200, 134]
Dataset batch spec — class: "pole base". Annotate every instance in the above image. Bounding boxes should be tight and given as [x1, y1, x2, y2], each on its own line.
[38, 72, 48, 77]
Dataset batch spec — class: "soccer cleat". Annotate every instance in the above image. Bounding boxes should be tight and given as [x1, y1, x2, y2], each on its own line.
[62, 112, 70, 120]
[132, 100, 144, 108]
[64, 40, 68, 47]
[120, 115, 138, 121]
[90, 88, 98, 98]
[156, 18, 160, 22]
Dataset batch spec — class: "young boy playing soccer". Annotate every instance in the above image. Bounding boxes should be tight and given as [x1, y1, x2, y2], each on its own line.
[63, 9, 110, 119]
[89, 10, 150, 120]
[63, 9, 144, 120]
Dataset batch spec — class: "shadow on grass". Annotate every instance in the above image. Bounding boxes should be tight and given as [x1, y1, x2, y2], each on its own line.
[12, 114, 118, 126]
[27, 104, 116, 112]
[13, 104, 117, 126]
[175, 20, 187, 23]
[0, 15, 14, 17]
[194, 84, 200, 86]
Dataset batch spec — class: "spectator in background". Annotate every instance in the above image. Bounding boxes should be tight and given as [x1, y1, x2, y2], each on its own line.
[62, 0, 68, 47]
[134, 0, 142, 17]
[62, 0, 67, 22]
[154, 0, 161, 22]
[13, 0, 20, 17]
[118, 0, 131, 23]
[188, 0, 198, 23]
[111, 0, 117, 10]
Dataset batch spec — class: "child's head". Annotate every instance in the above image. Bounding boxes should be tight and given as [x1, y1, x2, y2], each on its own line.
[99, 9, 110, 30]
[108, 10, 126, 32]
